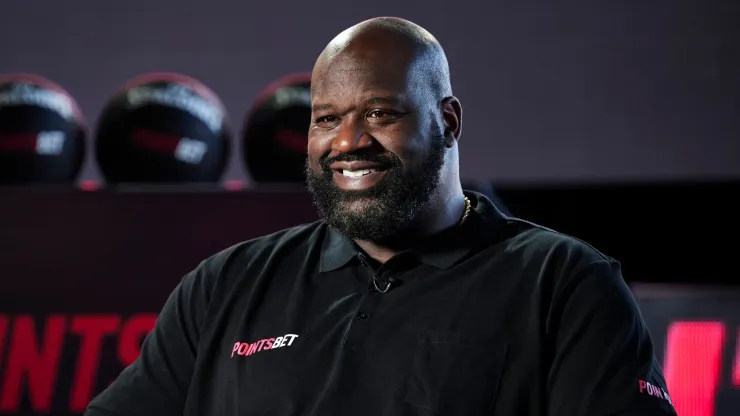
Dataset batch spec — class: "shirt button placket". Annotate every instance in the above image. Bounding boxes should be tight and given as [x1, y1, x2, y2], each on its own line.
[345, 275, 385, 350]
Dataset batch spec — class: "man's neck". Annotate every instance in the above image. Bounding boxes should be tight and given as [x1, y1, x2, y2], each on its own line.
[354, 191, 467, 264]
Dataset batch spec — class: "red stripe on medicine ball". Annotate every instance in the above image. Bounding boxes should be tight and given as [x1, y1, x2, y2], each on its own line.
[274, 129, 308, 153]
[131, 130, 180, 155]
[0, 132, 38, 151]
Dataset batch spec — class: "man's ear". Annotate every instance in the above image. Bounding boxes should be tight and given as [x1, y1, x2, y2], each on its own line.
[441, 96, 462, 147]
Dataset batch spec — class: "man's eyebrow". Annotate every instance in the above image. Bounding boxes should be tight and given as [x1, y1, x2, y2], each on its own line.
[311, 96, 400, 112]
[366, 96, 399, 105]
[311, 103, 333, 112]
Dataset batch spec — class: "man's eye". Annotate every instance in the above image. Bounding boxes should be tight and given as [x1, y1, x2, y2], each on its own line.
[316, 115, 337, 124]
[367, 110, 391, 119]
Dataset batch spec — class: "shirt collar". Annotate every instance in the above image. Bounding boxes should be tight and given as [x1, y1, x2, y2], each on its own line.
[318, 191, 508, 272]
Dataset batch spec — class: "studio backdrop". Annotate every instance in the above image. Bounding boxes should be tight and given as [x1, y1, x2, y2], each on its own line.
[0, 0, 738, 184]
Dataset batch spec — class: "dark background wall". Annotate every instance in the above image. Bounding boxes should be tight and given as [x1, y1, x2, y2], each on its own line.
[1, 0, 738, 185]
[1, 1, 739, 415]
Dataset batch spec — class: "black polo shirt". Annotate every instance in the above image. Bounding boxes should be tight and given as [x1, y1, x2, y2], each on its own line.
[86, 192, 676, 416]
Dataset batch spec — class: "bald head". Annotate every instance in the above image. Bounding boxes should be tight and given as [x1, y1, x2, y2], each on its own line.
[313, 17, 452, 101]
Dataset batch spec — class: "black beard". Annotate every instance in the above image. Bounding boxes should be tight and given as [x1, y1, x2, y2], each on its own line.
[306, 137, 446, 241]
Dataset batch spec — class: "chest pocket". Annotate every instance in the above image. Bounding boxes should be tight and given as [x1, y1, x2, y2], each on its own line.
[404, 330, 508, 415]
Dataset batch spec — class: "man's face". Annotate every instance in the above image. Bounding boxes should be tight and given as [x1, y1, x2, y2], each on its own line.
[306, 51, 446, 241]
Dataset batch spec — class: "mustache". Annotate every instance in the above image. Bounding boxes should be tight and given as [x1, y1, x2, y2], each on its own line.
[319, 152, 401, 172]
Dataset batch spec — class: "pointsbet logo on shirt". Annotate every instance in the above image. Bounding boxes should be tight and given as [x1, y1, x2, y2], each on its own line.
[638, 380, 673, 406]
[231, 333, 299, 358]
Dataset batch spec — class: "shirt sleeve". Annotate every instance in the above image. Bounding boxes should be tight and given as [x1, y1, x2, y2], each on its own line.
[84, 262, 212, 416]
[547, 260, 677, 416]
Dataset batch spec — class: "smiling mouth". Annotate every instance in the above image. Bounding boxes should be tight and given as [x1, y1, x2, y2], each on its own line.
[339, 168, 379, 178]
[326, 164, 390, 191]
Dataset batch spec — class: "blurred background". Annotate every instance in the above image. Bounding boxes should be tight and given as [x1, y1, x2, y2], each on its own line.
[0, 1, 738, 415]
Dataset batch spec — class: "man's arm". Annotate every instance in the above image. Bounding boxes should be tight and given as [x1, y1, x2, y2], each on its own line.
[547, 260, 677, 416]
[85, 262, 212, 415]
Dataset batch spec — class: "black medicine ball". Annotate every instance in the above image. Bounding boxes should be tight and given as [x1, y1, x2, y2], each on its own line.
[242, 73, 311, 183]
[0, 74, 86, 184]
[96, 73, 230, 184]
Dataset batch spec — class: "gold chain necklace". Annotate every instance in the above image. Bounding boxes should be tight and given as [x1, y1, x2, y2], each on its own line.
[459, 196, 471, 225]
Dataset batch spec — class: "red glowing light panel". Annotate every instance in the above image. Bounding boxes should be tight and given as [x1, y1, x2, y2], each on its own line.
[632, 284, 740, 416]
[663, 321, 725, 416]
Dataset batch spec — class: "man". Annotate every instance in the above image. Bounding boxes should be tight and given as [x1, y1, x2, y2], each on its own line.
[86, 17, 676, 416]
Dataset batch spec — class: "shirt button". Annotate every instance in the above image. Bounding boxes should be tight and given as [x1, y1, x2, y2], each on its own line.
[358, 312, 369, 320]
[368, 286, 377, 292]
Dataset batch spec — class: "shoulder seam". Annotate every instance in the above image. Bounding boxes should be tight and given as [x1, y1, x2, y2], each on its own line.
[567, 259, 620, 283]
[507, 217, 614, 261]
[552, 259, 623, 319]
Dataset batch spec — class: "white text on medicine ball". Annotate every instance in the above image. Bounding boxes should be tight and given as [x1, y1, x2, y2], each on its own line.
[126, 85, 223, 134]
[0, 84, 75, 121]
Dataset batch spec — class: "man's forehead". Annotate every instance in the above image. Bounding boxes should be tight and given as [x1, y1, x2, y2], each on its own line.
[312, 57, 410, 96]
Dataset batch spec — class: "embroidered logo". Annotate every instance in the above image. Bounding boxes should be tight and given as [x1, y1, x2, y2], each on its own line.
[231, 333, 299, 358]
[638, 380, 673, 406]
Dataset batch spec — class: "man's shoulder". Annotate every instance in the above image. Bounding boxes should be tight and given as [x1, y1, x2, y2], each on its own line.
[200, 220, 326, 273]
[498, 216, 617, 278]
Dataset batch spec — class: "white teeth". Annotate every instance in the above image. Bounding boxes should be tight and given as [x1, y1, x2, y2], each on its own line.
[342, 169, 376, 178]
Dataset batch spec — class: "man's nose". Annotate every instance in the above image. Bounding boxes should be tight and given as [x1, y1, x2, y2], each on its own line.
[331, 119, 375, 154]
